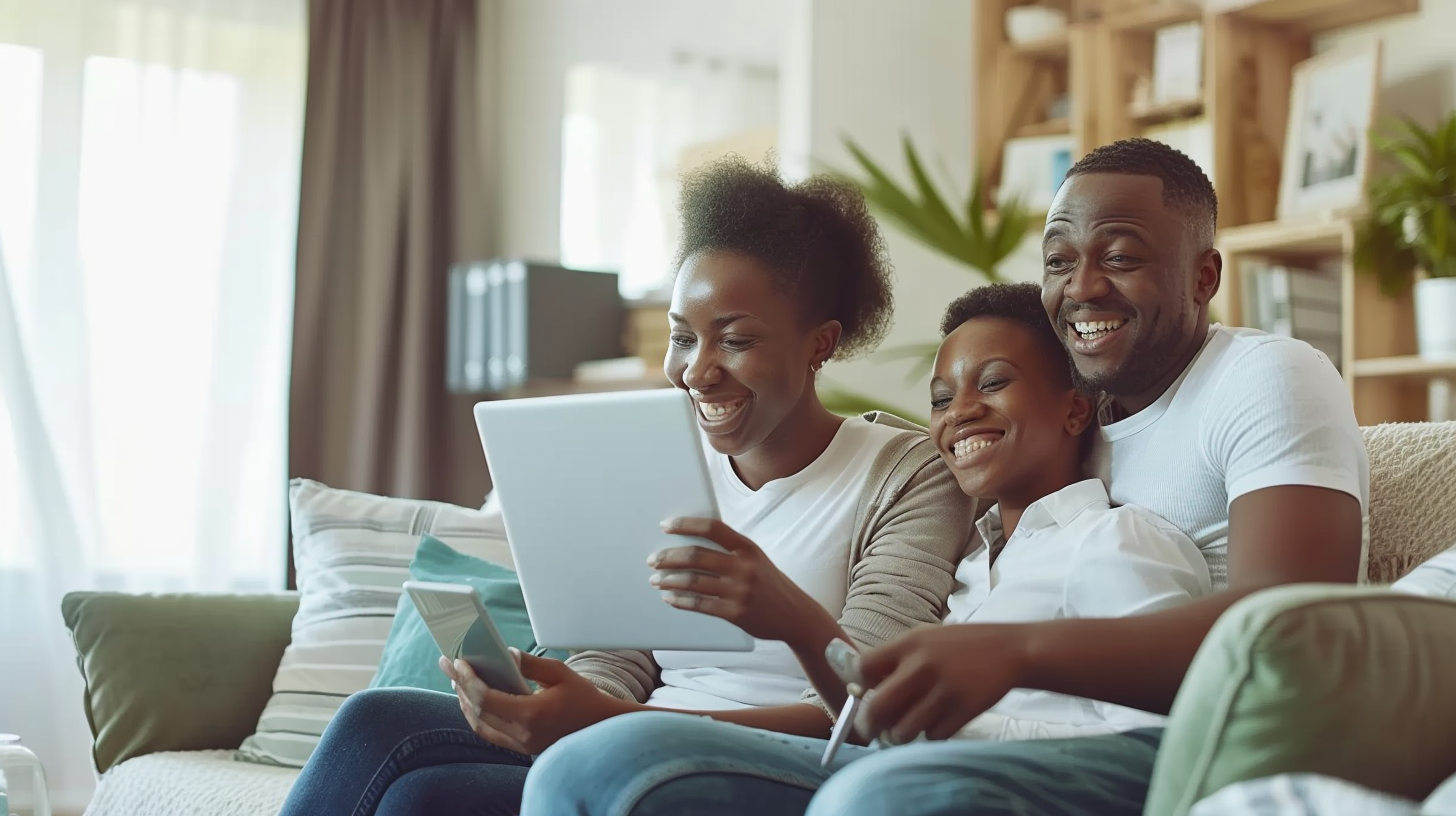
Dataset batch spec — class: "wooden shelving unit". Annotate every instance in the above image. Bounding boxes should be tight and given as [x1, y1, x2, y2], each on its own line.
[1214, 215, 1429, 424]
[974, 0, 1426, 422]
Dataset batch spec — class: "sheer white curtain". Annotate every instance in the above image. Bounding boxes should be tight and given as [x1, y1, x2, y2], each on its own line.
[0, 0, 305, 809]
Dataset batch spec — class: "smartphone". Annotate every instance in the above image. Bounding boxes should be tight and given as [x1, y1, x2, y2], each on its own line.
[403, 581, 532, 695]
[821, 638, 867, 767]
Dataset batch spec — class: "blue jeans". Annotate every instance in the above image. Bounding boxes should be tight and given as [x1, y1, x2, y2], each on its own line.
[521, 711, 1163, 816]
[277, 687, 533, 816]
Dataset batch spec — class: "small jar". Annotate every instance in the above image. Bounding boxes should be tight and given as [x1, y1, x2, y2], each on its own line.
[0, 734, 50, 816]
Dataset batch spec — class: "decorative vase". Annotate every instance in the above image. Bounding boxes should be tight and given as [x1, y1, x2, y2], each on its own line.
[1414, 277, 1456, 360]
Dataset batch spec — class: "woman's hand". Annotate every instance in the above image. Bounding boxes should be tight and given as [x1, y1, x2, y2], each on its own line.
[440, 650, 638, 755]
[857, 623, 1028, 744]
[651, 517, 835, 648]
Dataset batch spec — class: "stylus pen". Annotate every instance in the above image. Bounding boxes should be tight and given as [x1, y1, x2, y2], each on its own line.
[821, 694, 861, 768]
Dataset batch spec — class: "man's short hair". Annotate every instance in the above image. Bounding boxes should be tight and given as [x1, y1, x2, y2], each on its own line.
[1065, 137, 1218, 249]
[940, 282, 1076, 390]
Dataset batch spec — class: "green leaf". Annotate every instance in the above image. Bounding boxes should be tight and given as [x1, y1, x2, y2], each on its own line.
[1358, 112, 1456, 291]
[901, 134, 963, 246]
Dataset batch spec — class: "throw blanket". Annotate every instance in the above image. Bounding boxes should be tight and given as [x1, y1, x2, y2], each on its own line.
[1362, 421, 1456, 584]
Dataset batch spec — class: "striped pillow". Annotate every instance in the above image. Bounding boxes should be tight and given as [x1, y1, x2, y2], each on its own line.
[234, 479, 514, 768]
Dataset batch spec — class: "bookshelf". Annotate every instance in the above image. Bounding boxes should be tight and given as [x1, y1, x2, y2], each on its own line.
[974, 0, 1426, 423]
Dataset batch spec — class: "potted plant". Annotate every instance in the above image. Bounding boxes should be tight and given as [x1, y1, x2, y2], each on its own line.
[1354, 114, 1456, 359]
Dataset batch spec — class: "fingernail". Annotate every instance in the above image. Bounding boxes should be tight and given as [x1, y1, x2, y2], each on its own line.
[662, 590, 677, 603]
[648, 572, 662, 586]
[659, 517, 681, 530]
[438, 655, 451, 671]
[454, 659, 469, 674]
[646, 552, 661, 567]
[846, 682, 864, 698]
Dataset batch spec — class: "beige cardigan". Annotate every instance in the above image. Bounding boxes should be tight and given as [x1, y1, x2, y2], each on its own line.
[566, 411, 984, 718]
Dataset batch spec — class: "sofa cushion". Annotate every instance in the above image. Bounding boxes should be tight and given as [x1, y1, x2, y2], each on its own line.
[62, 591, 300, 775]
[369, 534, 554, 694]
[85, 750, 297, 816]
[1146, 584, 1456, 816]
[235, 479, 514, 768]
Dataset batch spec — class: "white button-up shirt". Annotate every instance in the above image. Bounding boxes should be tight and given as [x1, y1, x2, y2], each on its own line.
[943, 478, 1211, 740]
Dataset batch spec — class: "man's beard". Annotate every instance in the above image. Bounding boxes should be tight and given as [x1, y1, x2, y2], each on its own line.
[1070, 308, 1188, 399]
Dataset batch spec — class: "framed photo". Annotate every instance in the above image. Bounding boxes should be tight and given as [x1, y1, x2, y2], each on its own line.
[1277, 40, 1382, 219]
[1000, 134, 1075, 212]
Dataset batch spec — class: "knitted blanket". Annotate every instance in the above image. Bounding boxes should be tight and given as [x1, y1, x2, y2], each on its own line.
[1363, 421, 1456, 584]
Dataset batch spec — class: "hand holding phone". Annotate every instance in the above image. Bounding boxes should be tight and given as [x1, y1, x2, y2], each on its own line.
[404, 581, 532, 695]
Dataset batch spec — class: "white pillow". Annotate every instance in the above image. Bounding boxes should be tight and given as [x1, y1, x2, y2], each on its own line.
[235, 479, 513, 767]
[1391, 542, 1456, 600]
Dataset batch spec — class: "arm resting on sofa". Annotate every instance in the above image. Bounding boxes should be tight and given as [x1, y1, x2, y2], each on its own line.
[1145, 584, 1456, 816]
[61, 591, 299, 774]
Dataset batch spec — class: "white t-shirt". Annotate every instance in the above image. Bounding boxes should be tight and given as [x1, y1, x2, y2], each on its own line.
[944, 478, 1211, 739]
[646, 416, 906, 710]
[1090, 325, 1370, 589]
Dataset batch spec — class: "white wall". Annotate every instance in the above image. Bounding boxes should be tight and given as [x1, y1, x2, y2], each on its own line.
[1317, 1, 1456, 124]
[782, 0, 1041, 416]
[487, 0, 782, 262]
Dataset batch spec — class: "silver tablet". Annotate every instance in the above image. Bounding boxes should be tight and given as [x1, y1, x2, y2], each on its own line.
[474, 388, 753, 652]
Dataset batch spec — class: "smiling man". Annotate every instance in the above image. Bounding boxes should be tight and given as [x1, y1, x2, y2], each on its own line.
[519, 138, 1371, 816]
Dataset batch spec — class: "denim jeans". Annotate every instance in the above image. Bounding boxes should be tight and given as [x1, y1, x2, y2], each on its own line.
[277, 687, 533, 816]
[521, 711, 1164, 816]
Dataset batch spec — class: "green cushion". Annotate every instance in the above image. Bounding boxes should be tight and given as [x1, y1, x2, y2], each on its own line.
[61, 592, 300, 774]
[370, 535, 560, 693]
[1146, 584, 1456, 816]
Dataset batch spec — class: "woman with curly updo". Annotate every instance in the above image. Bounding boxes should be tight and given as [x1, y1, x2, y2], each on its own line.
[277, 157, 978, 816]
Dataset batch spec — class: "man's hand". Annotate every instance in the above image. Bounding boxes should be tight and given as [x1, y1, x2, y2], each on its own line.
[857, 624, 1026, 744]
[441, 650, 638, 755]
[651, 517, 835, 648]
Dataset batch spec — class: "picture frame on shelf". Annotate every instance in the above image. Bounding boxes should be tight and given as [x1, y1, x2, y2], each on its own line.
[1277, 40, 1382, 219]
[1151, 21, 1202, 107]
[999, 134, 1075, 212]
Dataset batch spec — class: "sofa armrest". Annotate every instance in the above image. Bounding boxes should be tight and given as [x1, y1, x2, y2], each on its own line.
[61, 591, 299, 774]
[1146, 584, 1456, 816]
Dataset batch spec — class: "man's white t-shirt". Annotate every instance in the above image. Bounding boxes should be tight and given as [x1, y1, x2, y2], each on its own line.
[1090, 325, 1370, 589]
[943, 478, 1211, 739]
[646, 416, 906, 711]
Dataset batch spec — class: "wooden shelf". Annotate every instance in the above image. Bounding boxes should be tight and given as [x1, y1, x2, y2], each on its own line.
[1349, 357, 1456, 381]
[1129, 97, 1204, 125]
[1216, 217, 1352, 256]
[1015, 117, 1073, 138]
[1102, 0, 1203, 32]
[1010, 31, 1071, 60]
[1204, 0, 1418, 34]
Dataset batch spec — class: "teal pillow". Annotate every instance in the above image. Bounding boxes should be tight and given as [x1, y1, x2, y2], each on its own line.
[370, 534, 560, 693]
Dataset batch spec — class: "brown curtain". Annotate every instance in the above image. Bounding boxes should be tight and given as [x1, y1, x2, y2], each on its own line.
[289, 0, 493, 537]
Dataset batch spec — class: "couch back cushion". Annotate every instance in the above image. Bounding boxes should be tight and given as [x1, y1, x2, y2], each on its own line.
[62, 591, 300, 775]
[234, 479, 513, 768]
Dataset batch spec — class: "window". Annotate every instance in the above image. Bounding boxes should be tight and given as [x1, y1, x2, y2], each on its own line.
[0, 43, 43, 568]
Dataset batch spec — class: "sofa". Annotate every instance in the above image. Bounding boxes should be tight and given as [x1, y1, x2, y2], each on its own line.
[61, 422, 1456, 816]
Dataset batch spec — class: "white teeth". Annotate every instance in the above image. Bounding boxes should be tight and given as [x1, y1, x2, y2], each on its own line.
[699, 399, 747, 421]
[953, 436, 999, 458]
[1073, 319, 1127, 339]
